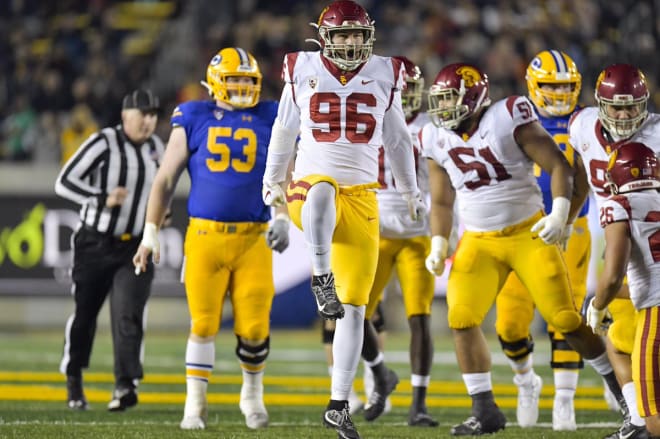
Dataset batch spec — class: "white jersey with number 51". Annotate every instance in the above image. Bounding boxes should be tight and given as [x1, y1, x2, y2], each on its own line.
[421, 95, 543, 232]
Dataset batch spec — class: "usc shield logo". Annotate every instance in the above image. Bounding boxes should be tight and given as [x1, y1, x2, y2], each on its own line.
[455, 66, 482, 87]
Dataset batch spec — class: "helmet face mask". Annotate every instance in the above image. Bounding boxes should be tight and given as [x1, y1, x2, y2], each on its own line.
[526, 50, 581, 116]
[595, 64, 649, 139]
[202, 47, 262, 108]
[427, 63, 491, 129]
[316, 1, 375, 71]
[605, 142, 660, 194]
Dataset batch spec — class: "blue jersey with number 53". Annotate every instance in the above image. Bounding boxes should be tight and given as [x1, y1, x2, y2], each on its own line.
[534, 110, 589, 218]
[171, 100, 278, 222]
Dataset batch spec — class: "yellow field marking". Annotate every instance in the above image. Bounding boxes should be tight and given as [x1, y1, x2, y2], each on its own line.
[0, 371, 612, 397]
[0, 380, 613, 411]
[0, 384, 612, 410]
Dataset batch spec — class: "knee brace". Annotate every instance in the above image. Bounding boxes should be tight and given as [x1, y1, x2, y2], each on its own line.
[549, 309, 582, 334]
[548, 331, 583, 370]
[371, 302, 386, 333]
[236, 336, 270, 372]
[498, 335, 534, 361]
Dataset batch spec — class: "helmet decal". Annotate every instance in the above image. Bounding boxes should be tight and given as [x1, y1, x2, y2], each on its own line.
[455, 66, 482, 88]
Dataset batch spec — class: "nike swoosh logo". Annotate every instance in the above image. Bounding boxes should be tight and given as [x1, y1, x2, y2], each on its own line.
[620, 429, 641, 439]
[367, 217, 376, 221]
[361, 80, 374, 85]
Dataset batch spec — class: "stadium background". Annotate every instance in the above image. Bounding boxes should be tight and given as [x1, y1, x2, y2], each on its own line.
[0, 0, 658, 331]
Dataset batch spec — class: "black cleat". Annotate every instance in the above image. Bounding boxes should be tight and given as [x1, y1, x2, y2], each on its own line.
[408, 411, 439, 427]
[603, 421, 649, 439]
[364, 368, 399, 421]
[108, 387, 138, 412]
[450, 411, 506, 436]
[66, 375, 88, 410]
[323, 403, 360, 439]
[311, 273, 345, 320]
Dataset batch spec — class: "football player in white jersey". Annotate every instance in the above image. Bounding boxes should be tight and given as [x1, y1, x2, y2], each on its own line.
[571, 63, 660, 439]
[421, 63, 619, 436]
[320, 56, 432, 425]
[261, 2, 424, 438]
[587, 141, 660, 438]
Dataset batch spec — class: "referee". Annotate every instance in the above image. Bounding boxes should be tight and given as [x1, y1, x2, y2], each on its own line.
[55, 89, 165, 412]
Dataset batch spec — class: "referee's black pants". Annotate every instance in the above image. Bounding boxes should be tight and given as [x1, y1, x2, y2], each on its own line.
[60, 227, 154, 389]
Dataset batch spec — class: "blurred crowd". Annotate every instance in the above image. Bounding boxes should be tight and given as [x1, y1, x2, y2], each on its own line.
[1, 0, 658, 164]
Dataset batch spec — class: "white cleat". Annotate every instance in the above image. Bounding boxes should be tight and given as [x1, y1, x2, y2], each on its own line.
[514, 373, 542, 428]
[240, 384, 268, 429]
[180, 416, 206, 430]
[180, 379, 208, 430]
[240, 398, 269, 429]
[552, 396, 577, 431]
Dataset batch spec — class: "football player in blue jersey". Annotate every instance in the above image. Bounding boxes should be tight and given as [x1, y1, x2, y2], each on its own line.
[494, 50, 614, 431]
[133, 47, 290, 431]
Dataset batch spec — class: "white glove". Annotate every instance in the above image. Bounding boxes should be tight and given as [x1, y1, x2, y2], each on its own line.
[559, 223, 573, 252]
[586, 297, 612, 336]
[134, 222, 159, 275]
[262, 181, 286, 207]
[403, 191, 426, 221]
[531, 197, 570, 245]
[266, 213, 290, 253]
[425, 235, 448, 276]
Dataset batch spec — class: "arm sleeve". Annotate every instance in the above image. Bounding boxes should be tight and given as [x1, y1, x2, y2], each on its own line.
[54, 131, 108, 207]
[382, 91, 418, 195]
[263, 84, 300, 184]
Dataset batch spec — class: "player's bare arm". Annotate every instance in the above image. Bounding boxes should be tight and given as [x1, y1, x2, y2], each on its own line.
[515, 121, 573, 200]
[133, 126, 189, 272]
[427, 158, 455, 239]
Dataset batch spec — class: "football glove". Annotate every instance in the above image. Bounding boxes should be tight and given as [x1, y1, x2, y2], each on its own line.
[266, 214, 290, 253]
[425, 235, 448, 276]
[403, 191, 426, 221]
[262, 181, 286, 207]
[531, 197, 570, 245]
[134, 222, 159, 275]
[586, 297, 612, 336]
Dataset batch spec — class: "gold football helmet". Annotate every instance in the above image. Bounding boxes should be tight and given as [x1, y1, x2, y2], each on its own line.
[526, 50, 581, 116]
[201, 47, 262, 108]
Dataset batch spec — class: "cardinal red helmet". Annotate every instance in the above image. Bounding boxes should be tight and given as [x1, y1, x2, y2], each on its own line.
[606, 141, 660, 194]
[595, 64, 649, 139]
[427, 63, 491, 129]
[314, 1, 375, 71]
[393, 56, 424, 119]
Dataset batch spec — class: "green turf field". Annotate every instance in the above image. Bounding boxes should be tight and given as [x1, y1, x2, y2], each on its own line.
[0, 328, 624, 438]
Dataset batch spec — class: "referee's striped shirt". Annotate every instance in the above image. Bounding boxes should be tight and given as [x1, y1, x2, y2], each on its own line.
[55, 125, 165, 238]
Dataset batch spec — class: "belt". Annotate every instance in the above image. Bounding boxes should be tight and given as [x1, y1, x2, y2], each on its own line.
[189, 217, 268, 234]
